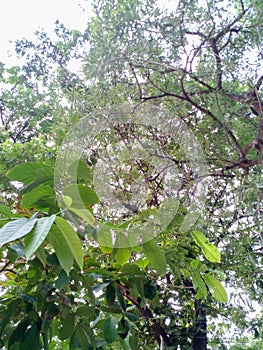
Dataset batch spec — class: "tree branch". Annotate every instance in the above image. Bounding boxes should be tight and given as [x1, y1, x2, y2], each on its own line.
[210, 39, 222, 89]
[116, 282, 172, 348]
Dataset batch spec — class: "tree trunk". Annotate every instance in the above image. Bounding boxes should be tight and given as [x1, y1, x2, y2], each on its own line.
[193, 299, 207, 350]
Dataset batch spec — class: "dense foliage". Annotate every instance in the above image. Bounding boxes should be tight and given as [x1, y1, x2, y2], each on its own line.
[0, 0, 263, 349]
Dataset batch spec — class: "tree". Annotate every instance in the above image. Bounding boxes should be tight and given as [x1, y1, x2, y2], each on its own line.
[0, 0, 262, 349]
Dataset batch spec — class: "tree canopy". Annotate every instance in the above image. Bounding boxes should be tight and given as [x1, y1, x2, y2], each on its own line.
[0, 0, 263, 349]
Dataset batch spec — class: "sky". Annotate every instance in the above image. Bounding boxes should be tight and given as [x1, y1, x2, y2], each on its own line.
[0, 0, 179, 66]
[0, 0, 92, 65]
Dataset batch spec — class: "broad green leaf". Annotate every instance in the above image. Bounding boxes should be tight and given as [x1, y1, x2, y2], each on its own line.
[192, 270, 207, 299]
[120, 337, 131, 350]
[62, 195, 72, 208]
[116, 288, 126, 311]
[63, 184, 99, 206]
[47, 225, 74, 275]
[192, 231, 221, 263]
[106, 284, 116, 307]
[59, 313, 75, 340]
[74, 323, 95, 349]
[7, 162, 49, 184]
[144, 280, 157, 299]
[55, 216, 84, 270]
[135, 256, 149, 269]
[126, 312, 139, 322]
[24, 215, 56, 258]
[35, 246, 47, 267]
[68, 207, 95, 225]
[68, 160, 93, 182]
[75, 305, 95, 318]
[0, 204, 11, 218]
[55, 270, 71, 290]
[104, 316, 117, 343]
[8, 320, 30, 348]
[190, 259, 201, 270]
[21, 185, 55, 208]
[113, 248, 131, 265]
[20, 167, 54, 194]
[100, 245, 113, 253]
[0, 218, 37, 246]
[143, 240, 167, 275]
[203, 273, 228, 302]
[121, 264, 142, 276]
[20, 323, 40, 350]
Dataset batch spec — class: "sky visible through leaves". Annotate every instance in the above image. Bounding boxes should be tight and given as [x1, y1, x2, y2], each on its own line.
[0, 0, 179, 66]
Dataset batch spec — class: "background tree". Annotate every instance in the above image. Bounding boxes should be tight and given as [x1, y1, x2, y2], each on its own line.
[0, 0, 262, 349]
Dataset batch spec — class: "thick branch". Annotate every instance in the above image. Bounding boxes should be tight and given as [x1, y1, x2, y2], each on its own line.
[193, 299, 207, 350]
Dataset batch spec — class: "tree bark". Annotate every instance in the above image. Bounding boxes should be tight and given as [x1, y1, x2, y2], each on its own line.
[193, 299, 207, 350]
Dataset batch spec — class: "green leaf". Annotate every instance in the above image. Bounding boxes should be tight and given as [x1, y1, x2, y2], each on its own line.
[46, 225, 74, 275]
[68, 207, 95, 226]
[203, 273, 228, 302]
[63, 184, 99, 206]
[0, 203, 11, 218]
[7, 162, 49, 184]
[116, 288, 126, 311]
[143, 280, 157, 299]
[120, 337, 131, 350]
[106, 284, 116, 307]
[113, 248, 131, 265]
[192, 231, 221, 263]
[121, 264, 142, 276]
[20, 323, 40, 350]
[104, 316, 117, 343]
[74, 323, 95, 349]
[62, 195, 73, 208]
[192, 270, 207, 299]
[55, 270, 71, 290]
[68, 160, 93, 182]
[20, 166, 54, 194]
[55, 216, 84, 270]
[135, 257, 149, 269]
[35, 246, 47, 267]
[21, 185, 55, 208]
[24, 215, 56, 258]
[0, 218, 37, 247]
[143, 240, 167, 275]
[190, 259, 201, 270]
[75, 305, 95, 318]
[59, 313, 75, 340]
[8, 320, 30, 348]
[126, 312, 139, 322]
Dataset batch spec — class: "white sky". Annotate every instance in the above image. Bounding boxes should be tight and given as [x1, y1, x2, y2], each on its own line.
[0, 0, 179, 66]
[0, 0, 92, 65]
